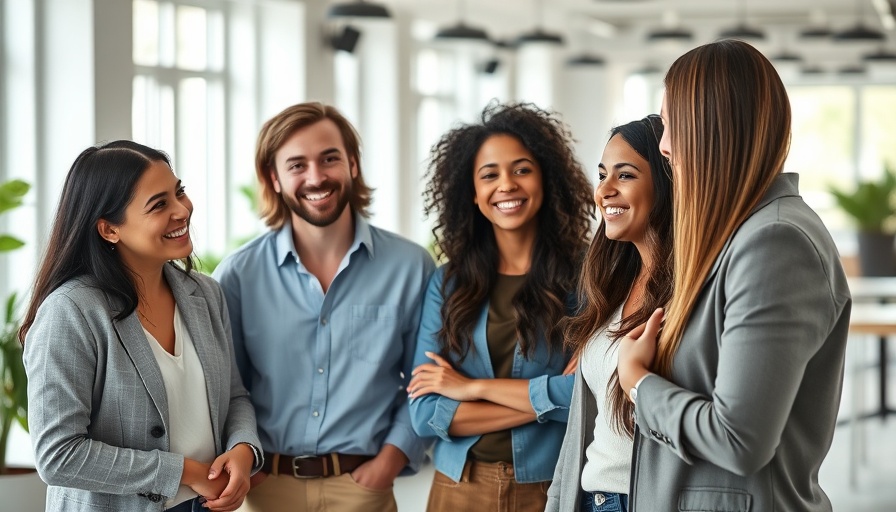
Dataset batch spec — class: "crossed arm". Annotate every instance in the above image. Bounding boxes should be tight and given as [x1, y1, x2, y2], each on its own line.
[407, 351, 577, 436]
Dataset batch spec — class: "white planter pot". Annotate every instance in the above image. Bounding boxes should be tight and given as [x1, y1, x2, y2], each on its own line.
[0, 469, 47, 512]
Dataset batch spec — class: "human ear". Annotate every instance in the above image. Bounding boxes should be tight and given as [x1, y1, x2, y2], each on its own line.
[270, 169, 282, 194]
[96, 219, 119, 244]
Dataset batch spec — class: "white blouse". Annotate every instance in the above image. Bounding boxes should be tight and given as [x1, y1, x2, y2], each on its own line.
[580, 306, 634, 494]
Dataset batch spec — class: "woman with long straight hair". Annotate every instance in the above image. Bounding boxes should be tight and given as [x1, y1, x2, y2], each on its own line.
[21, 141, 261, 512]
[407, 102, 594, 512]
[546, 116, 673, 512]
[617, 40, 851, 511]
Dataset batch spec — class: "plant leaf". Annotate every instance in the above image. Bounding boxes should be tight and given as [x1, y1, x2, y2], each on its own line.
[0, 235, 24, 253]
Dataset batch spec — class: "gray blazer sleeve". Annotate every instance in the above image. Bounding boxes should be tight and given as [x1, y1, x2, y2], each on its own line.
[24, 291, 183, 499]
[209, 278, 263, 468]
[634, 220, 849, 475]
[545, 365, 593, 511]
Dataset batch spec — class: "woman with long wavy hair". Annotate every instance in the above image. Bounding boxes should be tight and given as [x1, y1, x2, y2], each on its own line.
[546, 116, 673, 512]
[407, 102, 593, 512]
[617, 40, 851, 511]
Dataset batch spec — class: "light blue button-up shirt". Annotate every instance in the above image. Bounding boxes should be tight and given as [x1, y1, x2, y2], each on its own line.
[213, 214, 435, 471]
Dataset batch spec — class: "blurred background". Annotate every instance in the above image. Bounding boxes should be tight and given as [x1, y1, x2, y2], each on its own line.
[2, 0, 896, 510]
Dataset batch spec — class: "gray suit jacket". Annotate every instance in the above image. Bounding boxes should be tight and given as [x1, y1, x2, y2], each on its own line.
[545, 364, 596, 511]
[629, 173, 851, 511]
[24, 264, 261, 512]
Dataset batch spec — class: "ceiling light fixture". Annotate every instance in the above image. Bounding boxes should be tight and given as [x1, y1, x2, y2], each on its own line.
[770, 50, 803, 63]
[647, 27, 693, 42]
[863, 48, 896, 62]
[839, 64, 868, 75]
[833, 24, 886, 41]
[834, 0, 885, 41]
[516, 0, 565, 46]
[647, 7, 693, 42]
[719, 0, 765, 40]
[566, 53, 605, 66]
[327, 0, 391, 19]
[801, 65, 826, 76]
[799, 26, 833, 38]
[434, 0, 491, 42]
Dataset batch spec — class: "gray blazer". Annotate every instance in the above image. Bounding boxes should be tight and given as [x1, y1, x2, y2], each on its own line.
[545, 364, 596, 511]
[629, 173, 851, 511]
[24, 264, 261, 512]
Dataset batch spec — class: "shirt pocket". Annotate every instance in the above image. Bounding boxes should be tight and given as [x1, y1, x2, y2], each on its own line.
[350, 305, 401, 364]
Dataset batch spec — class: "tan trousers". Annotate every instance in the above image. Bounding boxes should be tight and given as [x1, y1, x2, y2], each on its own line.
[426, 461, 549, 512]
[237, 473, 397, 512]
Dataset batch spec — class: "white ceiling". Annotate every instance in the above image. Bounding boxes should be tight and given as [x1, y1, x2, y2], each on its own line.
[387, 0, 896, 72]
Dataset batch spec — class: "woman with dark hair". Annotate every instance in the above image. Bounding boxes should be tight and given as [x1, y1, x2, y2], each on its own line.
[407, 102, 594, 512]
[618, 40, 850, 511]
[545, 116, 673, 512]
[20, 141, 262, 512]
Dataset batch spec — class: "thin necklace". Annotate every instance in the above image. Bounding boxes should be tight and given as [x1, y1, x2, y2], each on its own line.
[138, 307, 157, 328]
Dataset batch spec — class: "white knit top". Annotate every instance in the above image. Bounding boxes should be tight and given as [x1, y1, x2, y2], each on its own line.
[145, 305, 216, 508]
[580, 306, 633, 494]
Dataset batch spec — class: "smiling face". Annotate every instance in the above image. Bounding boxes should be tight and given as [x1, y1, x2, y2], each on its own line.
[472, 134, 544, 238]
[101, 160, 193, 272]
[271, 118, 357, 228]
[596, 133, 656, 251]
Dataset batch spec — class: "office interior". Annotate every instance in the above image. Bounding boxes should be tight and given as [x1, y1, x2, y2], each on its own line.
[2, 0, 896, 510]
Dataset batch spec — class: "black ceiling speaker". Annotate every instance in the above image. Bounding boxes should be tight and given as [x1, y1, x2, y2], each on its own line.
[479, 59, 500, 74]
[331, 25, 362, 53]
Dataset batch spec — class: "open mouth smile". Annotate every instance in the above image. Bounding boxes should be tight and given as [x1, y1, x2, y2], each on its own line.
[163, 225, 189, 239]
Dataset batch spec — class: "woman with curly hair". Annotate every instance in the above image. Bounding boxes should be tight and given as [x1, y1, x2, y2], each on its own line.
[546, 116, 673, 512]
[407, 102, 594, 512]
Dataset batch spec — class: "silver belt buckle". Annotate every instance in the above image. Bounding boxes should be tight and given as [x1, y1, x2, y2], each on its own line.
[292, 455, 317, 478]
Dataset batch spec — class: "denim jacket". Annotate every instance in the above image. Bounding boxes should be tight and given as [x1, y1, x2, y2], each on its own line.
[408, 267, 574, 483]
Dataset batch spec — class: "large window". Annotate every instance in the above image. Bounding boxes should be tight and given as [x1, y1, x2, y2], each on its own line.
[133, 0, 227, 260]
[131, 0, 306, 266]
[788, 85, 896, 238]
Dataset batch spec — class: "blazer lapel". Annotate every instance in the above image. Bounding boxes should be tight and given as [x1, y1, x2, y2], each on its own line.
[112, 312, 170, 430]
[165, 265, 222, 449]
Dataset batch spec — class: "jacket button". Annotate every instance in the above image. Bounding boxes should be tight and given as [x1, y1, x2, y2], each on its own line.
[150, 426, 165, 438]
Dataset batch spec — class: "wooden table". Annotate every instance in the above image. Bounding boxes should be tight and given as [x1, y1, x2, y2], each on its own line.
[846, 302, 896, 487]
[847, 278, 896, 421]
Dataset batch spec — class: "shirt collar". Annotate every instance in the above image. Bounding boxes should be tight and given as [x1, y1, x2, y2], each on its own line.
[274, 211, 375, 267]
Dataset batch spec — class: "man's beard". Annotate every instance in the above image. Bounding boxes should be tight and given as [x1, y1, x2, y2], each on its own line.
[283, 182, 352, 227]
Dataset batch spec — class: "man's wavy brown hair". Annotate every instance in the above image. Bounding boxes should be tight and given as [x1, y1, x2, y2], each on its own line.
[424, 102, 594, 360]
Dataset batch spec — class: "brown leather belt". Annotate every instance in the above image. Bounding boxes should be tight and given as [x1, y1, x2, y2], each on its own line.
[262, 452, 373, 478]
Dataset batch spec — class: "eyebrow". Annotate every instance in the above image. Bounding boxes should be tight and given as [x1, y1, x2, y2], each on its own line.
[283, 147, 342, 166]
[477, 157, 535, 174]
[598, 162, 643, 172]
[143, 180, 182, 208]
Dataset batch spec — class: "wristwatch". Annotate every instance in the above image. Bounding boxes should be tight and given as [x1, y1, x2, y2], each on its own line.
[630, 374, 650, 405]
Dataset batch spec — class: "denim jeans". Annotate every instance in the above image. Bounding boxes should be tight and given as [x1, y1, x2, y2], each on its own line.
[580, 491, 628, 512]
[165, 497, 204, 512]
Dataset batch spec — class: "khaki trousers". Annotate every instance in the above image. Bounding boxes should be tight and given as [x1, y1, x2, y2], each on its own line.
[237, 473, 397, 512]
[426, 461, 549, 512]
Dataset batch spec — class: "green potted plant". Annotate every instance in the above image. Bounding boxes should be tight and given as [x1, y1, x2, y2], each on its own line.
[828, 163, 896, 276]
[0, 178, 30, 475]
